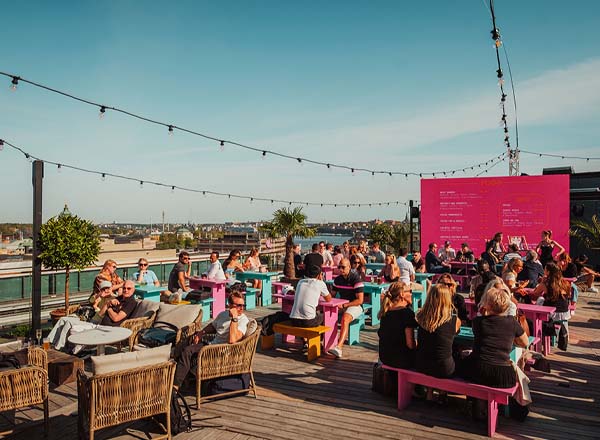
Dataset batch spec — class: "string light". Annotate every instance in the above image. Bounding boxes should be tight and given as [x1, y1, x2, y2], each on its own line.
[0, 140, 3, 151]
[10, 76, 19, 91]
[99, 106, 106, 119]
[0, 70, 522, 179]
[519, 150, 600, 161]
[139, 180, 144, 189]
[171, 185, 175, 193]
[101, 173, 106, 181]
[262, 151, 267, 159]
[57, 163, 62, 173]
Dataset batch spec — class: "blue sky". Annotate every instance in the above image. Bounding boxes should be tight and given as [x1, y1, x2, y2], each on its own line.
[1, 1, 599, 224]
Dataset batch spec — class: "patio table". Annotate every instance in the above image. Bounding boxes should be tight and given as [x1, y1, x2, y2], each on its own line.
[453, 326, 534, 362]
[189, 277, 227, 318]
[365, 262, 385, 272]
[273, 293, 349, 350]
[233, 271, 281, 306]
[325, 279, 388, 326]
[134, 284, 165, 302]
[68, 326, 132, 356]
[322, 266, 335, 281]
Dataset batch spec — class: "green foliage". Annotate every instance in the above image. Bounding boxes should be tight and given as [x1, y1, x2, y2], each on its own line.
[156, 233, 193, 250]
[39, 214, 101, 271]
[369, 224, 393, 248]
[389, 224, 409, 254]
[570, 215, 600, 249]
[8, 324, 31, 338]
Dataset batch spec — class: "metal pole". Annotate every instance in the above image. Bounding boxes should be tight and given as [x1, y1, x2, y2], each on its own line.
[409, 200, 414, 253]
[31, 160, 44, 338]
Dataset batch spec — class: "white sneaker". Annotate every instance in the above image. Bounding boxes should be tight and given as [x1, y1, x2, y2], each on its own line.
[588, 286, 599, 293]
[328, 346, 343, 358]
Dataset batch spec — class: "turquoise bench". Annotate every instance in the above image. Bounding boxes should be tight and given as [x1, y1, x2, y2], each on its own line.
[244, 287, 258, 310]
[348, 313, 367, 345]
[188, 296, 214, 323]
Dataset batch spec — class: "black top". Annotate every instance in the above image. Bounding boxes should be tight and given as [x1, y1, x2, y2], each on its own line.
[293, 254, 302, 273]
[100, 295, 137, 327]
[472, 315, 524, 366]
[425, 251, 442, 272]
[518, 260, 544, 288]
[456, 250, 475, 262]
[303, 252, 324, 270]
[168, 262, 187, 293]
[544, 292, 570, 313]
[412, 258, 425, 272]
[453, 294, 468, 322]
[561, 262, 578, 278]
[539, 243, 554, 266]
[382, 271, 399, 283]
[378, 308, 417, 368]
[333, 271, 364, 301]
[416, 316, 457, 378]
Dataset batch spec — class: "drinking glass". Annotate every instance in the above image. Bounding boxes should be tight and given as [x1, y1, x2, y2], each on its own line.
[43, 338, 50, 351]
[35, 329, 42, 346]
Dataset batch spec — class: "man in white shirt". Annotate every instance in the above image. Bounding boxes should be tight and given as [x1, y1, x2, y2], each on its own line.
[397, 248, 416, 284]
[319, 241, 334, 267]
[438, 241, 456, 262]
[290, 264, 332, 327]
[173, 292, 249, 388]
[206, 251, 226, 280]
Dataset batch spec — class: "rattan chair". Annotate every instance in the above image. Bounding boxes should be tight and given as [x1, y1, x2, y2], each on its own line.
[193, 322, 260, 408]
[77, 360, 175, 440]
[121, 311, 157, 351]
[0, 347, 49, 437]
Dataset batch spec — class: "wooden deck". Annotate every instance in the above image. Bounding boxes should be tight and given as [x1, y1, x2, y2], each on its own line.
[2, 291, 599, 440]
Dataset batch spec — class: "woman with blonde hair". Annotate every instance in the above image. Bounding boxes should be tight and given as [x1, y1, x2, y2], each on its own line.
[437, 273, 468, 322]
[377, 282, 417, 368]
[460, 287, 528, 388]
[93, 259, 124, 295]
[243, 248, 263, 290]
[415, 284, 461, 378]
[380, 254, 401, 283]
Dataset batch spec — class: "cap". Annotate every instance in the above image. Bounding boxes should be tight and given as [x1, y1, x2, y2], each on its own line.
[282, 285, 295, 295]
[306, 264, 322, 278]
[99, 280, 112, 290]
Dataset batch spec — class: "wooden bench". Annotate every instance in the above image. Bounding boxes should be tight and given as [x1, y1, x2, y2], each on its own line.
[381, 365, 517, 437]
[261, 321, 330, 361]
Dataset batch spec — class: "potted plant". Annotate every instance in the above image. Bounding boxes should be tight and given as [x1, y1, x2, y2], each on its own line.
[38, 206, 101, 322]
[260, 207, 316, 281]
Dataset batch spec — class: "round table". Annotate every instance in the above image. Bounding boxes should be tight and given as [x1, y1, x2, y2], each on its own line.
[68, 326, 132, 355]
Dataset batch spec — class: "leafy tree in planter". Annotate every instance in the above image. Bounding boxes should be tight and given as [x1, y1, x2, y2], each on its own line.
[260, 207, 316, 278]
[38, 207, 101, 313]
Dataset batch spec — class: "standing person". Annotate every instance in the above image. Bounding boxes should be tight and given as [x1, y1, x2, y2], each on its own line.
[94, 259, 124, 295]
[290, 265, 332, 327]
[369, 242, 386, 263]
[332, 245, 344, 267]
[342, 241, 350, 259]
[99, 280, 138, 327]
[132, 258, 160, 286]
[328, 258, 364, 359]
[425, 243, 450, 274]
[206, 251, 226, 280]
[319, 241, 334, 267]
[459, 288, 528, 387]
[381, 254, 401, 283]
[222, 249, 244, 279]
[293, 244, 303, 278]
[517, 250, 544, 289]
[456, 243, 475, 262]
[411, 250, 426, 273]
[243, 248, 263, 291]
[168, 251, 192, 301]
[173, 292, 249, 390]
[536, 230, 565, 268]
[377, 282, 417, 368]
[415, 284, 461, 378]
[303, 243, 324, 271]
[438, 241, 456, 263]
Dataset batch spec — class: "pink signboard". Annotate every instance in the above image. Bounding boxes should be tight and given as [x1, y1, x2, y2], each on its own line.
[421, 175, 570, 256]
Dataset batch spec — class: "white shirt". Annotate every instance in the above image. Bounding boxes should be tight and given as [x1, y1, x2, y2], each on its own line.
[290, 278, 330, 320]
[206, 261, 226, 280]
[211, 310, 249, 344]
[439, 248, 456, 262]
[397, 256, 415, 284]
[321, 250, 334, 267]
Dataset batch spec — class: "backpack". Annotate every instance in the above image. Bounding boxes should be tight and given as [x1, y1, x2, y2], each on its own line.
[138, 322, 179, 348]
[157, 387, 192, 435]
[201, 373, 251, 398]
[0, 353, 21, 371]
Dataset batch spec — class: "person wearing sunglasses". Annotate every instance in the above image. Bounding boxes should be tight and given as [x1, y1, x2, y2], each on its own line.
[99, 280, 138, 327]
[173, 292, 249, 389]
[168, 251, 192, 298]
[132, 258, 160, 286]
[93, 259, 124, 295]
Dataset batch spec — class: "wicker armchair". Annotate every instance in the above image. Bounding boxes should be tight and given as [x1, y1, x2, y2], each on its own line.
[194, 321, 260, 408]
[122, 312, 157, 352]
[0, 347, 49, 436]
[77, 360, 175, 440]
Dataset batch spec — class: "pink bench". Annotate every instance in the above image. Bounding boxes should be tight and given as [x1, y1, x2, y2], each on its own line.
[272, 282, 291, 303]
[381, 365, 517, 437]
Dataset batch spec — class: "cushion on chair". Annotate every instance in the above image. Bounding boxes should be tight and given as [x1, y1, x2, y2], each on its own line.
[154, 303, 202, 330]
[130, 299, 161, 319]
[244, 319, 258, 339]
[91, 344, 171, 375]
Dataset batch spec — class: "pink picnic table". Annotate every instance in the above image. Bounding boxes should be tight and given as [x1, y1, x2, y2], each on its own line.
[465, 298, 555, 354]
[273, 293, 348, 350]
[322, 266, 335, 281]
[189, 277, 227, 318]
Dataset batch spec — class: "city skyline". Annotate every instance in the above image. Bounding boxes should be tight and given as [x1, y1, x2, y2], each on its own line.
[1, 1, 599, 224]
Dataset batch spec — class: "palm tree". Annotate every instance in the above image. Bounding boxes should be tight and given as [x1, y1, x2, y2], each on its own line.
[570, 215, 600, 249]
[260, 207, 316, 278]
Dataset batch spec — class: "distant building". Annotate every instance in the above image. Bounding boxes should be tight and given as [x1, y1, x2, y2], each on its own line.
[176, 227, 193, 240]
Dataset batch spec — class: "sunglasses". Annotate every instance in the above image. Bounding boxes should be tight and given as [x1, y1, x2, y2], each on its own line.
[123, 287, 134, 291]
[139, 263, 148, 267]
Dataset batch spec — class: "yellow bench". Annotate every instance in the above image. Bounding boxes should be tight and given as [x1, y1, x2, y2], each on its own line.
[262, 321, 330, 361]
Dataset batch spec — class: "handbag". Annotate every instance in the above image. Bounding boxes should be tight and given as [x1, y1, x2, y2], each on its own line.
[372, 362, 397, 396]
[138, 321, 179, 347]
[0, 353, 21, 371]
[542, 319, 556, 337]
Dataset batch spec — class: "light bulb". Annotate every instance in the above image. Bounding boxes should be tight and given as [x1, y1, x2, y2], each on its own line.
[10, 77, 18, 91]
[57, 164, 62, 173]
[171, 186, 175, 194]
[168, 125, 174, 136]
[101, 173, 106, 181]
[139, 180, 144, 189]
[99, 106, 106, 119]
[262, 151, 267, 159]
[0, 140, 4, 151]
[219, 140, 225, 152]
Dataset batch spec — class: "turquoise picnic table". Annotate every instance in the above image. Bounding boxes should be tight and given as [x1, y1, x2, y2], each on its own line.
[326, 279, 388, 326]
[365, 262, 385, 272]
[453, 326, 535, 363]
[233, 271, 281, 306]
[134, 284, 165, 302]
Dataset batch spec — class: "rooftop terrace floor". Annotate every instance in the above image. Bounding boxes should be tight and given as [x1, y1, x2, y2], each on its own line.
[2, 291, 599, 440]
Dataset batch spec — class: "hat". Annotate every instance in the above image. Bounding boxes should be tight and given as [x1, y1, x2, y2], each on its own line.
[306, 264, 322, 278]
[282, 285, 295, 296]
[444, 240, 451, 246]
[99, 280, 112, 290]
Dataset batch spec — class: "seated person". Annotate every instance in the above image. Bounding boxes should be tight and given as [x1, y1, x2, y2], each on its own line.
[470, 260, 492, 296]
[377, 282, 417, 368]
[168, 251, 192, 301]
[415, 283, 461, 378]
[205, 251, 226, 280]
[459, 287, 528, 388]
[438, 241, 456, 263]
[94, 259, 124, 295]
[437, 273, 468, 322]
[557, 253, 578, 279]
[574, 254, 600, 293]
[290, 265, 332, 327]
[502, 258, 529, 302]
[173, 292, 248, 389]
[99, 280, 138, 327]
[222, 249, 244, 279]
[531, 263, 572, 342]
[368, 242, 386, 263]
[328, 258, 364, 359]
[456, 243, 475, 262]
[381, 254, 401, 283]
[243, 248, 263, 291]
[132, 258, 160, 286]
[425, 243, 450, 274]
[503, 243, 522, 262]
[517, 250, 544, 289]
[349, 254, 366, 281]
[411, 250, 426, 273]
